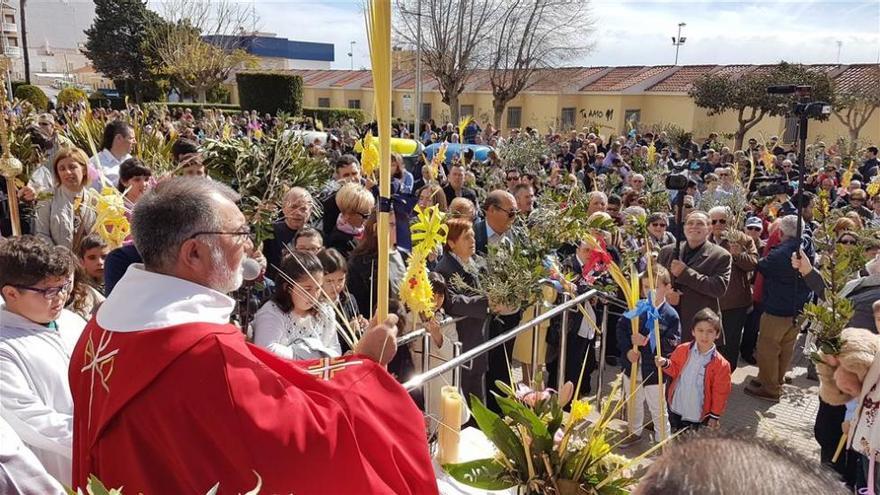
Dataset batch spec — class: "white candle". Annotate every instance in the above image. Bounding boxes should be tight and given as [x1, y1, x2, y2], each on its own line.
[437, 385, 462, 464]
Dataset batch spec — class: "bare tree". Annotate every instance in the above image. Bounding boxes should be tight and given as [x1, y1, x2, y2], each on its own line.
[487, 0, 594, 129]
[148, 0, 258, 102]
[395, 0, 500, 123]
[833, 65, 880, 149]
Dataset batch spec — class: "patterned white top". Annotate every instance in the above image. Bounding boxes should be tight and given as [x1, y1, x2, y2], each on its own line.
[252, 301, 341, 360]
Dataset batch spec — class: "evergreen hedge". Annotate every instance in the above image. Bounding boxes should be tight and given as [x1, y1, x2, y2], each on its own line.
[14, 84, 49, 111]
[302, 107, 367, 126]
[57, 87, 89, 107]
[236, 72, 303, 115]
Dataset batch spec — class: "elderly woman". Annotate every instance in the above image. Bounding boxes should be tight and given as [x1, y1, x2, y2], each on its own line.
[326, 182, 374, 258]
[35, 147, 96, 250]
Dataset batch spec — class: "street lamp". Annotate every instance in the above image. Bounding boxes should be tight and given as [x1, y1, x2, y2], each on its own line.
[672, 22, 687, 65]
[348, 41, 356, 70]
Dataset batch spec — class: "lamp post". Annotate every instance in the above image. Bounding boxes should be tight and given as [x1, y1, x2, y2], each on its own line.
[414, 0, 422, 136]
[348, 41, 356, 70]
[672, 22, 687, 65]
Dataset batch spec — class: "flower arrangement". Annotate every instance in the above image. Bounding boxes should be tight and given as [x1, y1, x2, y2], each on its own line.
[442, 376, 645, 494]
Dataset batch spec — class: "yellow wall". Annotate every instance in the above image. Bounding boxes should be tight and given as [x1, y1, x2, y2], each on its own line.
[297, 85, 879, 145]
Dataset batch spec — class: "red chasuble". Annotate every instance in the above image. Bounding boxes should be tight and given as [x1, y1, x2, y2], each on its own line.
[69, 321, 438, 494]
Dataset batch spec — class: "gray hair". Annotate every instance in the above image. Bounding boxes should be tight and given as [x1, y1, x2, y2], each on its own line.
[132, 177, 240, 272]
[778, 215, 798, 240]
[708, 206, 731, 218]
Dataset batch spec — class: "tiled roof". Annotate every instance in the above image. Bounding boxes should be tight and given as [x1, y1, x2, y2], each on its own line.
[579, 66, 645, 91]
[834, 64, 880, 93]
[286, 64, 873, 95]
[647, 65, 716, 92]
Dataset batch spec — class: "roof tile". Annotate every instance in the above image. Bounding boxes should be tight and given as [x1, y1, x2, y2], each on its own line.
[647, 65, 717, 92]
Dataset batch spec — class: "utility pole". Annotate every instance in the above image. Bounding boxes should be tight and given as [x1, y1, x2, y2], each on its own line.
[348, 41, 356, 70]
[414, 0, 422, 136]
[836, 40, 842, 64]
[672, 22, 687, 65]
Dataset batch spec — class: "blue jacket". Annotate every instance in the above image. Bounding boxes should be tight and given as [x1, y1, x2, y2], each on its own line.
[757, 237, 815, 317]
[617, 301, 681, 386]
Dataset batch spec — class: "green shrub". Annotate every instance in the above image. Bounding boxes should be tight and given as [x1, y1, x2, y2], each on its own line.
[302, 107, 367, 127]
[14, 84, 48, 111]
[236, 72, 302, 115]
[57, 87, 89, 108]
[144, 102, 242, 118]
[10, 81, 28, 95]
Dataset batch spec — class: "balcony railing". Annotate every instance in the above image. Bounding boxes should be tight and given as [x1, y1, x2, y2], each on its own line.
[2, 22, 17, 33]
[3, 45, 20, 57]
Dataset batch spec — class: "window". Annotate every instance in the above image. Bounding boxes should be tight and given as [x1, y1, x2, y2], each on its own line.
[460, 104, 474, 117]
[507, 106, 522, 129]
[317, 97, 330, 108]
[561, 107, 576, 130]
[347, 99, 361, 109]
[7, 36, 17, 47]
[40, 61, 47, 72]
[421, 103, 432, 121]
[4, 14, 14, 24]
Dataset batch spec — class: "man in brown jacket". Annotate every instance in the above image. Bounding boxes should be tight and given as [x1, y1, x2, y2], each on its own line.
[658, 210, 732, 342]
[708, 206, 758, 372]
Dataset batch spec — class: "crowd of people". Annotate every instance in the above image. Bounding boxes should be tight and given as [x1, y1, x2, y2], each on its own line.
[1, 105, 879, 493]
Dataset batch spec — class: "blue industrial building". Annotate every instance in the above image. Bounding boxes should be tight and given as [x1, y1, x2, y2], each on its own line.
[203, 35, 334, 66]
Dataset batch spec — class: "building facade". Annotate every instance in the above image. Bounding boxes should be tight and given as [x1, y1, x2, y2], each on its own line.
[204, 33, 334, 71]
[289, 64, 879, 145]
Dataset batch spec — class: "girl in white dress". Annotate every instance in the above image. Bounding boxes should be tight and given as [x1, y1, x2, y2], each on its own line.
[253, 251, 340, 360]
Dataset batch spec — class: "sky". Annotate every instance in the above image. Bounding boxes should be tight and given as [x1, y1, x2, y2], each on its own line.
[216, 0, 880, 69]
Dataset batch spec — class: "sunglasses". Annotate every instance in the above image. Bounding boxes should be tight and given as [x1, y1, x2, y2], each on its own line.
[711, 219, 727, 225]
[493, 205, 519, 218]
[746, 226, 762, 232]
[650, 223, 667, 228]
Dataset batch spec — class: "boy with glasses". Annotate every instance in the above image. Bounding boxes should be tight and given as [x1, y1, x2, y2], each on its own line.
[0, 235, 87, 486]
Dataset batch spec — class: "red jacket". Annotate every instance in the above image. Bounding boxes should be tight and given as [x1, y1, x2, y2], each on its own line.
[662, 342, 732, 421]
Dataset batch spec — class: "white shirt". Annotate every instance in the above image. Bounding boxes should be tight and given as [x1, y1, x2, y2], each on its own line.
[0, 417, 64, 494]
[252, 301, 341, 360]
[0, 306, 86, 485]
[89, 149, 131, 190]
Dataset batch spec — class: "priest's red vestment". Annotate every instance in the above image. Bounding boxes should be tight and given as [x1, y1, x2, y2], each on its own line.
[69, 321, 438, 494]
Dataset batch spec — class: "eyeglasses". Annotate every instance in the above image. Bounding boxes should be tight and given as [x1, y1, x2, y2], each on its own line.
[493, 205, 520, 218]
[507, 176, 520, 182]
[188, 228, 253, 244]
[13, 280, 72, 299]
[355, 211, 372, 220]
[684, 204, 695, 209]
[746, 226, 762, 232]
[711, 219, 727, 225]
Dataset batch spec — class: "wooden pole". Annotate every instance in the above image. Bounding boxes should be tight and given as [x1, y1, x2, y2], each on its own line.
[0, 60, 22, 236]
[367, 0, 392, 320]
[645, 244, 668, 443]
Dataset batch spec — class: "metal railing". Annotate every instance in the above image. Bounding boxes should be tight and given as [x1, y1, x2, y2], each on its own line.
[403, 288, 599, 392]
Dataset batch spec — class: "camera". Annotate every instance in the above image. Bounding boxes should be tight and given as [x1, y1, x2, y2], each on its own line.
[665, 161, 691, 191]
[753, 175, 793, 197]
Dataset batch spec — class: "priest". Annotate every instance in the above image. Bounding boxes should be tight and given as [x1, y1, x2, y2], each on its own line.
[69, 178, 438, 494]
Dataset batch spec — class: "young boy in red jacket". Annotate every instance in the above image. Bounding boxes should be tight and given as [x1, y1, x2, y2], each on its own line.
[656, 308, 732, 432]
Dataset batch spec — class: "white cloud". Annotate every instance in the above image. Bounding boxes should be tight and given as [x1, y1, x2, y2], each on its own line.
[190, 0, 880, 68]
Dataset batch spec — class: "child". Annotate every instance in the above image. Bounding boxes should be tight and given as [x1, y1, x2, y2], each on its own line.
[656, 308, 733, 432]
[317, 247, 366, 353]
[0, 235, 87, 485]
[252, 251, 340, 360]
[616, 265, 681, 444]
[77, 233, 109, 289]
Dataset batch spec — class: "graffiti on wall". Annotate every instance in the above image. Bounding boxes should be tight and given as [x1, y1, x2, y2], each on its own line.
[581, 108, 614, 121]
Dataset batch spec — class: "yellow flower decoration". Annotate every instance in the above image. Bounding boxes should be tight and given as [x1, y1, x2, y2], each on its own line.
[401, 205, 448, 317]
[427, 142, 448, 181]
[353, 131, 379, 177]
[91, 187, 131, 249]
[457, 116, 472, 143]
[569, 399, 592, 424]
[867, 176, 880, 197]
[842, 169, 854, 189]
[400, 259, 435, 317]
[646, 142, 656, 166]
[762, 146, 775, 172]
[410, 205, 448, 258]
